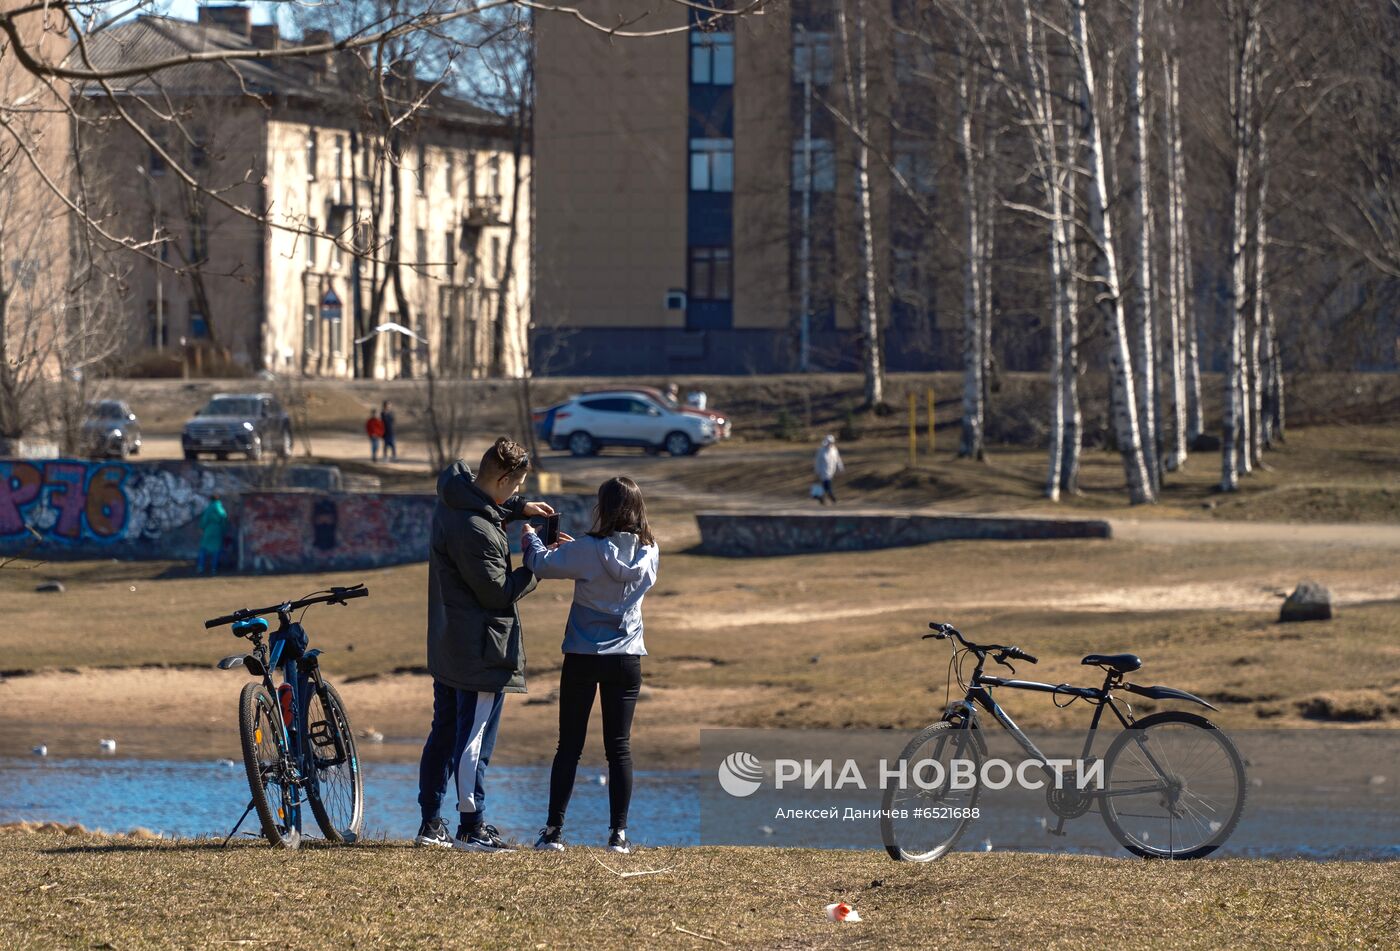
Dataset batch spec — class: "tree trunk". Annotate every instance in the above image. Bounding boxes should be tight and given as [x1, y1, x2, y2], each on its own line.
[1161, 17, 1188, 470]
[1128, 0, 1160, 490]
[1221, 3, 1257, 491]
[837, 0, 883, 409]
[1249, 122, 1269, 463]
[1069, 0, 1154, 504]
[955, 50, 985, 460]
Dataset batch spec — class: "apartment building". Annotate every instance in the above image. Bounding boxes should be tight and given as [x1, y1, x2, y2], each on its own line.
[533, 0, 950, 375]
[79, 5, 529, 378]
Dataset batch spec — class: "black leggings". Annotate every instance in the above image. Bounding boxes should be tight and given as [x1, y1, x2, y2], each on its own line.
[547, 652, 642, 831]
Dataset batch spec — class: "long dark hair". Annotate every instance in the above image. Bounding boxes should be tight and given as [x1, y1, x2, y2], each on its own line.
[588, 476, 655, 547]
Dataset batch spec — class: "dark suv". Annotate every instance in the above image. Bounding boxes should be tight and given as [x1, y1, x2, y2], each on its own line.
[182, 392, 293, 462]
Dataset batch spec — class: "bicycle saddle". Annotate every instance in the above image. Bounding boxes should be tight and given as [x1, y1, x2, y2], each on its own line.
[1082, 653, 1142, 674]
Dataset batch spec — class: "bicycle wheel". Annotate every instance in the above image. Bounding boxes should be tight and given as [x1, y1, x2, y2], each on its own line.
[881, 721, 983, 862]
[306, 680, 364, 843]
[1099, 711, 1247, 860]
[238, 682, 301, 849]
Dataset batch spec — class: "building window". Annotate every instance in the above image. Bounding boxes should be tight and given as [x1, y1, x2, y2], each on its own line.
[334, 135, 345, 181]
[893, 247, 924, 302]
[416, 143, 427, 195]
[690, 138, 733, 192]
[190, 127, 208, 169]
[487, 155, 500, 198]
[490, 236, 502, 282]
[306, 218, 318, 267]
[791, 138, 835, 192]
[691, 30, 734, 86]
[331, 232, 343, 270]
[689, 246, 732, 301]
[304, 303, 317, 354]
[307, 131, 318, 181]
[445, 231, 457, 271]
[190, 307, 209, 339]
[793, 30, 834, 85]
[148, 133, 167, 177]
[415, 229, 428, 270]
[894, 31, 936, 85]
[190, 211, 208, 263]
[893, 138, 936, 194]
[329, 304, 343, 356]
[445, 152, 456, 196]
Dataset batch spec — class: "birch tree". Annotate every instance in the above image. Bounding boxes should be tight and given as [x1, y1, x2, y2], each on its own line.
[1066, 0, 1155, 504]
[1221, 0, 1259, 492]
[837, 0, 885, 409]
[1127, 0, 1160, 489]
[1160, 0, 1190, 470]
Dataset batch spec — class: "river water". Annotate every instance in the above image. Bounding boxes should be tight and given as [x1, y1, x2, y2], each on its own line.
[2, 753, 1395, 859]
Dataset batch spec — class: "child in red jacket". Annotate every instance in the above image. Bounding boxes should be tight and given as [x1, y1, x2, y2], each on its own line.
[366, 409, 385, 461]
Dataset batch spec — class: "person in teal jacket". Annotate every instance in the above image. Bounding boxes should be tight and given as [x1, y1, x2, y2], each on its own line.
[197, 495, 228, 576]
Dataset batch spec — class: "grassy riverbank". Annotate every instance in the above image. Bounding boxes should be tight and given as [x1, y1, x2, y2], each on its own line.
[1, 826, 1395, 949]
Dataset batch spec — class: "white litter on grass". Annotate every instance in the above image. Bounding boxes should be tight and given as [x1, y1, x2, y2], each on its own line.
[981, 837, 993, 852]
[591, 855, 672, 878]
[31, 745, 47, 757]
[825, 902, 862, 923]
[99, 739, 117, 752]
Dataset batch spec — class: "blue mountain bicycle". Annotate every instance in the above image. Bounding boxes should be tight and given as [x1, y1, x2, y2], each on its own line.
[207, 584, 369, 848]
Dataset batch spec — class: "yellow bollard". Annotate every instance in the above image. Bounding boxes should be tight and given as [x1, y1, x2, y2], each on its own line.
[908, 391, 917, 468]
[927, 386, 935, 456]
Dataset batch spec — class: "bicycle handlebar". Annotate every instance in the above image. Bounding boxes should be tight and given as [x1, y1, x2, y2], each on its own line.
[204, 584, 369, 630]
[923, 621, 1038, 664]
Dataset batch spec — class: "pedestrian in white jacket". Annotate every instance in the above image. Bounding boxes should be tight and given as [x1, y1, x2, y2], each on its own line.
[814, 434, 844, 505]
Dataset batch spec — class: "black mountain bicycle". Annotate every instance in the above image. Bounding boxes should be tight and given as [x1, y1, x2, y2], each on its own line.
[881, 621, 1246, 862]
[208, 584, 369, 849]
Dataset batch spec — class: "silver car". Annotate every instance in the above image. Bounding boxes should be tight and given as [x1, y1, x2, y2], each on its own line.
[82, 400, 142, 459]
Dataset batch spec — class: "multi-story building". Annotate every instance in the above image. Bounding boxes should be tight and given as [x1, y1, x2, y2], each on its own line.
[533, 1, 949, 375]
[80, 5, 530, 379]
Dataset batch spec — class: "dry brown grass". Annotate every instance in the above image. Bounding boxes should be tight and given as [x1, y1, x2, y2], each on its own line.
[1, 828, 1396, 950]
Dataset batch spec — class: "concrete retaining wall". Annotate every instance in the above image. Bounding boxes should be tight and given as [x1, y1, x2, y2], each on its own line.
[695, 510, 1112, 557]
[238, 491, 596, 573]
[0, 459, 341, 562]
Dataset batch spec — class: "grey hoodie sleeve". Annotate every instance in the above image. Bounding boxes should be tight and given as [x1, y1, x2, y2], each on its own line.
[523, 531, 599, 580]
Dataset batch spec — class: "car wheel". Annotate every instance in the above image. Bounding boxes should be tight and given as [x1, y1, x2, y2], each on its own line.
[183, 450, 198, 462]
[248, 438, 263, 462]
[116, 441, 129, 461]
[215, 451, 229, 461]
[664, 431, 693, 457]
[278, 428, 292, 459]
[568, 432, 596, 457]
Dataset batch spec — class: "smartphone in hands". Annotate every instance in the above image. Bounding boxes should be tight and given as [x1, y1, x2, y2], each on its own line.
[543, 514, 560, 546]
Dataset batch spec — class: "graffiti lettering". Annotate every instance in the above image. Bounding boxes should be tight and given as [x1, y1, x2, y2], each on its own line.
[0, 462, 41, 534]
[44, 462, 89, 539]
[86, 465, 129, 537]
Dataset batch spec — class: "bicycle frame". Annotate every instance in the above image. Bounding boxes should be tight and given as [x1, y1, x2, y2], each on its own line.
[943, 657, 1177, 804]
[244, 610, 345, 835]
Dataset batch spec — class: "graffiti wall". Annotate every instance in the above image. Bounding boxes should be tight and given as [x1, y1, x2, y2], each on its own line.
[239, 492, 596, 573]
[0, 460, 343, 562]
[696, 512, 1112, 557]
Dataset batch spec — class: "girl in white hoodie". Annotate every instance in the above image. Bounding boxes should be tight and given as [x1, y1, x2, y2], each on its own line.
[522, 476, 659, 854]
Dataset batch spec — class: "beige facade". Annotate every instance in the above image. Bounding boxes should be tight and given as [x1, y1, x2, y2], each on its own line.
[82, 8, 529, 380]
[533, 1, 946, 375]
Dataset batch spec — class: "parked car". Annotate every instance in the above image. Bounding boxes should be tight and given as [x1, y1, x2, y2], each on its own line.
[82, 400, 142, 459]
[541, 391, 718, 456]
[182, 392, 293, 462]
[587, 385, 733, 439]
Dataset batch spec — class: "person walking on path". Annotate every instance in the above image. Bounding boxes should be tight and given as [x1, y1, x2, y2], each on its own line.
[366, 408, 384, 462]
[380, 400, 398, 461]
[196, 495, 228, 575]
[814, 434, 844, 505]
[415, 437, 555, 853]
[521, 476, 659, 855]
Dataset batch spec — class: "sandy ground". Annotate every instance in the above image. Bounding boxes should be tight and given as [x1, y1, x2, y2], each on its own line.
[0, 666, 736, 769]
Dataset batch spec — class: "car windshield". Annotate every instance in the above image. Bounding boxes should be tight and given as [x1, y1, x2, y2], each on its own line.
[88, 403, 125, 420]
[201, 397, 259, 417]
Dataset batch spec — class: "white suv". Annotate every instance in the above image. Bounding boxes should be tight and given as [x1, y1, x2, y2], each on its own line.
[546, 391, 717, 456]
